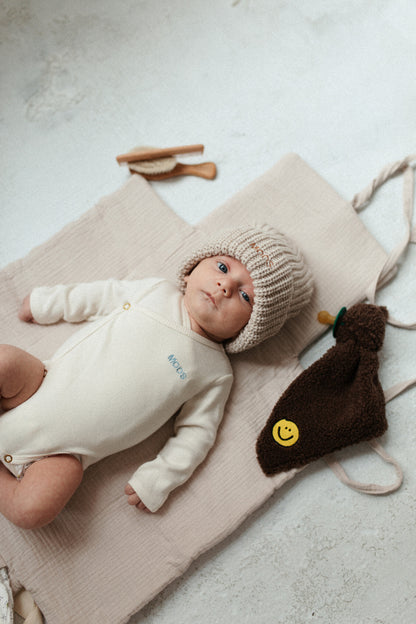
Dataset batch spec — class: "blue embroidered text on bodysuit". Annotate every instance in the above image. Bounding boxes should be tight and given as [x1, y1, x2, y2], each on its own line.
[167, 354, 187, 380]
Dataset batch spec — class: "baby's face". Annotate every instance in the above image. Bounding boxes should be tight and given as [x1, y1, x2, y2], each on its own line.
[183, 255, 254, 343]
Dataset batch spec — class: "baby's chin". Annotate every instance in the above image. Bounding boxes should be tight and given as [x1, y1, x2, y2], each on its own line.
[185, 299, 244, 342]
[199, 322, 241, 344]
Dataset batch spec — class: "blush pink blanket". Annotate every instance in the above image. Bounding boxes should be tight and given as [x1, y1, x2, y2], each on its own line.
[0, 154, 388, 623]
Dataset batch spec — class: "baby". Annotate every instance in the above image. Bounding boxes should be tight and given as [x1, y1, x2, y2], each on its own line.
[0, 225, 313, 529]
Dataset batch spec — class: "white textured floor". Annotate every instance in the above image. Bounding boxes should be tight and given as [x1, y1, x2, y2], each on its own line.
[1, 1, 416, 623]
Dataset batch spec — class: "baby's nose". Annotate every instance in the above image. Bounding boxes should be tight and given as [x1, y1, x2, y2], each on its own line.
[217, 278, 234, 296]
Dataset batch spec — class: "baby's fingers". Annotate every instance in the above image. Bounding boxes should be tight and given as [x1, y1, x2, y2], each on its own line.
[124, 484, 150, 511]
[137, 500, 151, 512]
[124, 484, 140, 505]
[127, 493, 141, 506]
[18, 294, 34, 323]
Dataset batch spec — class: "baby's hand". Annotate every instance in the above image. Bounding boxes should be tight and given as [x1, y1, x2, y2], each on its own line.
[124, 484, 151, 512]
[18, 294, 34, 323]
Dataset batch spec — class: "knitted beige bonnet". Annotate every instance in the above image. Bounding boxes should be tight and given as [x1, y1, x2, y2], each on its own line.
[177, 224, 314, 353]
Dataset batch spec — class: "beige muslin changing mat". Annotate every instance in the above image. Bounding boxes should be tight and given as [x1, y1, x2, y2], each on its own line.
[0, 153, 414, 624]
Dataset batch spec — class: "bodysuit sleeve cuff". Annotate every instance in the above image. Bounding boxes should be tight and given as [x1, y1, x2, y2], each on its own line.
[128, 472, 167, 513]
[30, 286, 64, 324]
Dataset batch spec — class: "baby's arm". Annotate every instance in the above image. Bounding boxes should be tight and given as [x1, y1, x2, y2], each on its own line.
[19, 278, 160, 325]
[126, 374, 233, 513]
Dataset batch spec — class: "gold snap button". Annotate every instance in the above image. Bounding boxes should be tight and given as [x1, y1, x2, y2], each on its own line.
[4, 454, 13, 463]
[123, 302, 131, 310]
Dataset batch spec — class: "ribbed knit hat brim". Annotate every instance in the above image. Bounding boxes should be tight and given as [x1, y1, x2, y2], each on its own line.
[177, 224, 314, 353]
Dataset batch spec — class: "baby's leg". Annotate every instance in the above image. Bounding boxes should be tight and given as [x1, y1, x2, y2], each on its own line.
[0, 344, 46, 411]
[0, 455, 83, 529]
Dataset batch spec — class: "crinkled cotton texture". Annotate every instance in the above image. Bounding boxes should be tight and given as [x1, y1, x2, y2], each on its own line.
[177, 224, 314, 353]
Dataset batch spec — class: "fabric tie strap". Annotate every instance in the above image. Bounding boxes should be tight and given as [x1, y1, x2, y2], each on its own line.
[325, 375, 416, 495]
[13, 590, 43, 624]
[352, 154, 416, 329]
[325, 156, 416, 494]
[325, 440, 403, 495]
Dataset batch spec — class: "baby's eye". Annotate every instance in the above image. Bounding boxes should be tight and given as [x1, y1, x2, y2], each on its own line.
[241, 290, 250, 304]
[217, 262, 228, 273]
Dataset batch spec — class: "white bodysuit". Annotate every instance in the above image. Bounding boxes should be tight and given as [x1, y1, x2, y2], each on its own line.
[0, 278, 233, 512]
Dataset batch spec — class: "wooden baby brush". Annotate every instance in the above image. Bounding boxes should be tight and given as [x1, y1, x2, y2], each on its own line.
[116, 145, 217, 180]
[116, 144, 204, 164]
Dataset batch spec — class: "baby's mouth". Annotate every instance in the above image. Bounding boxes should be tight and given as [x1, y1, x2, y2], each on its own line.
[204, 291, 216, 306]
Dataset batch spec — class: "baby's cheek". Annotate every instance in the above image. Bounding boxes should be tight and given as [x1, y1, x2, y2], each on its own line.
[228, 308, 251, 334]
[238, 305, 252, 328]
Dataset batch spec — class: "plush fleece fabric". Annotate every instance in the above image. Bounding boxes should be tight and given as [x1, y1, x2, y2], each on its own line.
[256, 304, 389, 475]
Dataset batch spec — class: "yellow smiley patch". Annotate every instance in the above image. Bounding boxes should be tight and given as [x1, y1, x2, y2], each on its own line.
[272, 419, 299, 447]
